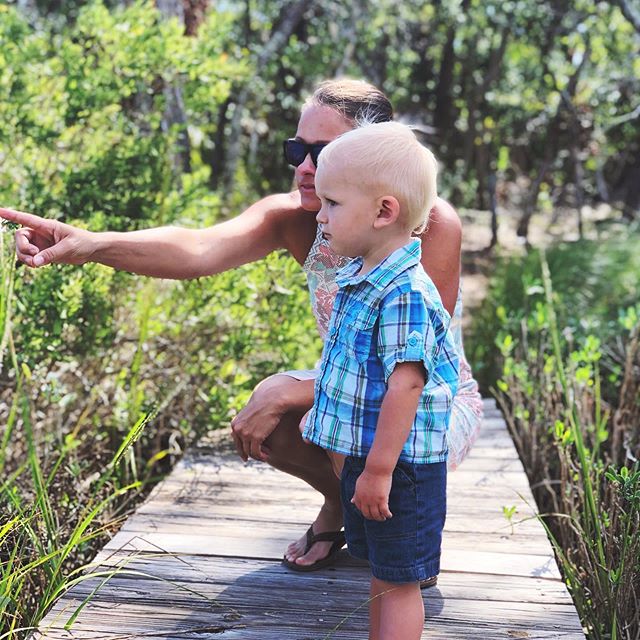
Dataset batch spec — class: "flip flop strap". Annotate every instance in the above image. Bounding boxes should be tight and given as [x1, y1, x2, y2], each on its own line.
[306, 528, 345, 549]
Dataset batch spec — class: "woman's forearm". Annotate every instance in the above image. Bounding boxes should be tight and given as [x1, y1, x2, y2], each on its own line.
[87, 193, 300, 279]
[88, 226, 207, 278]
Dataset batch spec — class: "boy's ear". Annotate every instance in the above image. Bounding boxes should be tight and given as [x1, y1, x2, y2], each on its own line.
[373, 196, 400, 229]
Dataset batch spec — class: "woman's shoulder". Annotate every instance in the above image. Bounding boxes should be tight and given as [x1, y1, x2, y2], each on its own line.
[426, 197, 462, 241]
[256, 190, 303, 217]
[418, 197, 462, 316]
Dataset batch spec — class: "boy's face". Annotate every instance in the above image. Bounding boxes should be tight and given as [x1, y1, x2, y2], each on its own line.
[315, 160, 379, 258]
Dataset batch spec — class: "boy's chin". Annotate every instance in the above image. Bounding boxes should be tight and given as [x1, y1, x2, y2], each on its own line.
[326, 238, 357, 258]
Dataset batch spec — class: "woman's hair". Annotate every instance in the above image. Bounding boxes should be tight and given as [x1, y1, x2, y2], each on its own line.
[306, 78, 394, 126]
[317, 121, 437, 234]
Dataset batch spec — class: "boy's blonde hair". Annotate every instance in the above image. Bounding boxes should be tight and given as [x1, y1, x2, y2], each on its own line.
[317, 121, 437, 234]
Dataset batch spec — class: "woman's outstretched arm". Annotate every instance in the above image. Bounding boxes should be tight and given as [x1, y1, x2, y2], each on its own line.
[0, 191, 307, 279]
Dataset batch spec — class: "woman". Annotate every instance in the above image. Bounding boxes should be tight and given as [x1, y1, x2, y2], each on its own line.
[0, 78, 482, 571]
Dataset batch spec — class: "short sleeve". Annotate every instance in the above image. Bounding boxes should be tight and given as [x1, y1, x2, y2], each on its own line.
[377, 289, 439, 383]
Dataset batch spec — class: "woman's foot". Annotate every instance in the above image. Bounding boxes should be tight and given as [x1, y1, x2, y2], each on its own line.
[284, 502, 343, 568]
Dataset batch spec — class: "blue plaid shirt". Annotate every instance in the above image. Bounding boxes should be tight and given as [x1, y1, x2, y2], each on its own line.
[303, 239, 459, 464]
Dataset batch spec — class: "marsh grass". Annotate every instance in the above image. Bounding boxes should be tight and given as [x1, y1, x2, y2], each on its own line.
[0, 230, 161, 637]
[0, 357, 157, 636]
[494, 251, 640, 639]
[0, 221, 319, 638]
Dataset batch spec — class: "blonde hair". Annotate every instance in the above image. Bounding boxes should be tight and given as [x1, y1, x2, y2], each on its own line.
[306, 78, 393, 125]
[317, 121, 437, 233]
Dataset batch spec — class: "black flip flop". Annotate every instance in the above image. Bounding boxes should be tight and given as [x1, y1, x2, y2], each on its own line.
[282, 526, 346, 572]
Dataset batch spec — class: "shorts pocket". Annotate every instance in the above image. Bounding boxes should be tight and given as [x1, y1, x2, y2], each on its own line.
[393, 461, 417, 489]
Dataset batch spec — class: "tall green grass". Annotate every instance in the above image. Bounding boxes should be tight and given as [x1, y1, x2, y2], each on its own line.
[0, 226, 155, 637]
[0, 217, 320, 638]
[0, 385, 143, 636]
[0, 222, 18, 375]
[488, 247, 639, 639]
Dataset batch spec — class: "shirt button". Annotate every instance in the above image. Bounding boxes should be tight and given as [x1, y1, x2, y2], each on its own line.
[408, 335, 419, 346]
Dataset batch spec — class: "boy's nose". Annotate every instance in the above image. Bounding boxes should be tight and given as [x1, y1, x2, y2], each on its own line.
[316, 209, 327, 224]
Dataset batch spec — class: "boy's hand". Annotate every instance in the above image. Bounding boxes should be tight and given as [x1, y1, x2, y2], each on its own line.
[351, 468, 393, 521]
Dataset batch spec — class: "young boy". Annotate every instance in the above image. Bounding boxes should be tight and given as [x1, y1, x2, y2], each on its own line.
[301, 121, 459, 640]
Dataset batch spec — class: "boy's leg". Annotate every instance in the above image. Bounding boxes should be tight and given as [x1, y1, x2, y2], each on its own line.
[365, 461, 446, 637]
[370, 577, 423, 640]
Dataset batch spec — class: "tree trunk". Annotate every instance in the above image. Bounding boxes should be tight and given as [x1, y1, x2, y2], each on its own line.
[243, 0, 252, 46]
[433, 24, 456, 136]
[156, 0, 192, 175]
[335, 0, 362, 77]
[488, 173, 498, 249]
[203, 97, 232, 190]
[517, 160, 550, 241]
[612, 0, 640, 34]
[183, 0, 209, 36]
[433, 0, 470, 135]
[222, 0, 313, 189]
[571, 140, 585, 238]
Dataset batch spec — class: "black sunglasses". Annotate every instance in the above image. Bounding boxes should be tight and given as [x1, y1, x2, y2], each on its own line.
[283, 139, 327, 167]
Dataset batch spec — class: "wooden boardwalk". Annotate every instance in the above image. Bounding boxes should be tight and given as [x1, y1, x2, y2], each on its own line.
[35, 399, 584, 639]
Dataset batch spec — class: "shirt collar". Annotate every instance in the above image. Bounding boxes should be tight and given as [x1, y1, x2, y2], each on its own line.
[336, 238, 422, 290]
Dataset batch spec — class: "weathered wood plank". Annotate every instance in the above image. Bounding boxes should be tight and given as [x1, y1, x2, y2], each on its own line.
[108, 517, 552, 555]
[110, 502, 545, 538]
[38, 571, 583, 639]
[34, 397, 585, 639]
[82, 551, 576, 604]
[102, 530, 559, 579]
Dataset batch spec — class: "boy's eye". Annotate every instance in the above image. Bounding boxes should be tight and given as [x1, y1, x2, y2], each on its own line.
[326, 199, 337, 207]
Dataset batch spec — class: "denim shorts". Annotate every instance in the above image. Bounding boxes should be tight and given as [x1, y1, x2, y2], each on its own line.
[341, 456, 447, 583]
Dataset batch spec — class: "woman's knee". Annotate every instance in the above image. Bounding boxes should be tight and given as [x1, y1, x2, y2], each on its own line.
[264, 410, 305, 453]
[252, 372, 300, 395]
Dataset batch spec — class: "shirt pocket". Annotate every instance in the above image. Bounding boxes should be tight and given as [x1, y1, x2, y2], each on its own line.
[336, 312, 375, 363]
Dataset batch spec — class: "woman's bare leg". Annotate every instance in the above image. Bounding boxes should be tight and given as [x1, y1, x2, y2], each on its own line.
[232, 374, 343, 567]
[264, 409, 343, 566]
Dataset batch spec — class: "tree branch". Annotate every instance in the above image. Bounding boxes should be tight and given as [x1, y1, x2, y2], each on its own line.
[612, 0, 640, 34]
[222, 0, 314, 188]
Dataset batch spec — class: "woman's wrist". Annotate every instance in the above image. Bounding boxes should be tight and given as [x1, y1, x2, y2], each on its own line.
[85, 230, 108, 264]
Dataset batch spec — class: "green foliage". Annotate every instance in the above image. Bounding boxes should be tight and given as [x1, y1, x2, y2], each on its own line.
[469, 229, 640, 394]
[211, 0, 639, 220]
[13, 263, 116, 365]
[484, 249, 639, 638]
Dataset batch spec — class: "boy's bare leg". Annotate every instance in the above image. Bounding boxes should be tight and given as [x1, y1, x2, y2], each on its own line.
[263, 410, 343, 567]
[369, 577, 423, 640]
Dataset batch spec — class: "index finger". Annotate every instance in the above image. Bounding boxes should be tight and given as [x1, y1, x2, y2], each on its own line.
[0, 208, 49, 230]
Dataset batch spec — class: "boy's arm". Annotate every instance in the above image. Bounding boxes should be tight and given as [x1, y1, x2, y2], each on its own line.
[351, 361, 426, 522]
[351, 286, 442, 521]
